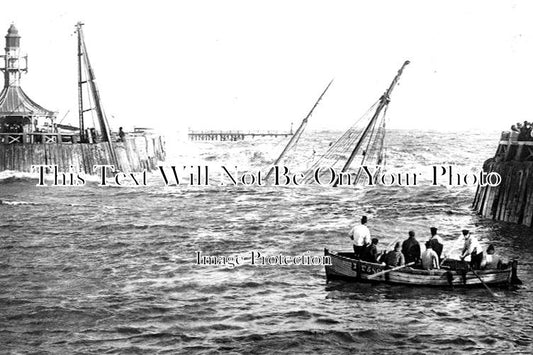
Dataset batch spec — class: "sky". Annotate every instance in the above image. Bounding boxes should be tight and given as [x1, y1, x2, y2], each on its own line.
[0, 0, 532, 132]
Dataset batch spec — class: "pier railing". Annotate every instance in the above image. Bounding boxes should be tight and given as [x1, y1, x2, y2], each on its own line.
[0, 132, 80, 144]
[495, 131, 533, 162]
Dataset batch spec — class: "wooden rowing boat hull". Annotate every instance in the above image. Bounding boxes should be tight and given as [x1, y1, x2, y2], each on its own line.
[324, 249, 517, 287]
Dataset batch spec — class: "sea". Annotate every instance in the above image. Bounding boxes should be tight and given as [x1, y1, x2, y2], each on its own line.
[0, 129, 532, 354]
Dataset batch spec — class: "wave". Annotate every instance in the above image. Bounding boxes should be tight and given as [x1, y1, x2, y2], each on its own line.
[0, 200, 41, 205]
[0, 170, 37, 183]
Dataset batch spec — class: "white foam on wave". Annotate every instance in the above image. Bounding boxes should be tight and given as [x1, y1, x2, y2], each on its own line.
[0, 168, 108, 184]
[0, 200, 40, 205]
[0, 170, 37, 181]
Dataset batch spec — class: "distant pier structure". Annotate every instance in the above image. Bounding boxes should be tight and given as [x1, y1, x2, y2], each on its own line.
[0, 23, 165, 174]
[473, 131, 533, 227]
[189, 128, 293, 141]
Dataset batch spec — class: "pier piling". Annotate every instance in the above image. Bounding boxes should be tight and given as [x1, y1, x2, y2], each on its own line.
[474, 131, 533, 227]
[0, 133, 165, 175]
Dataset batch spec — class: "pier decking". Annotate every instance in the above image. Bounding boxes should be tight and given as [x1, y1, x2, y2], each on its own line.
[188, 130, 293, 141]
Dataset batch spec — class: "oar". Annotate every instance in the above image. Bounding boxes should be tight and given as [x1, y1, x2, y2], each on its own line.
[469, 266, 498, 298]
[367, 262, 415, 280]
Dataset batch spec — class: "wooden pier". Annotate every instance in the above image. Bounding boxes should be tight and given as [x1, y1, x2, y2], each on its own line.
[188, 130, 293, 141]
[473, 131, 533, 227]
[0, 133, 166, 174]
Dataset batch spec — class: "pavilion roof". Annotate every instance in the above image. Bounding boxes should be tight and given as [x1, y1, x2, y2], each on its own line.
[0, 86, 55, 117]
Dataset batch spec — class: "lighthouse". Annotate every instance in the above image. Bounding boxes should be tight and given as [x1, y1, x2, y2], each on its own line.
[0, 24, 55, 137]
[4, 23, 24, 88]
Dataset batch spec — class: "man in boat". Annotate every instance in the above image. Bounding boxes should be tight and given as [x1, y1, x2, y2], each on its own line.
[361, 238, 380, 263]
[421, 241, 440, 270]
[460, 229, 483, 269]
[383, 242, 405, 267]
[401, 231, 421, 264]
[427, 227, 444, 260]
[349, 216, 371, 258]
[480, 244, 502, 269]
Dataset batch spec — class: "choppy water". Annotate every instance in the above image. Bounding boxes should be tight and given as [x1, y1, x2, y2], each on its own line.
[1, 129, 532, 354]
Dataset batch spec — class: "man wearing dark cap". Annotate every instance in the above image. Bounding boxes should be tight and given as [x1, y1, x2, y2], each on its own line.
[361, 238, 380, 263]
[402, 231, 421, 264]
[383, 242, 405, 267]
[460, 229, 482, 269]
[428, 227, 444, 260]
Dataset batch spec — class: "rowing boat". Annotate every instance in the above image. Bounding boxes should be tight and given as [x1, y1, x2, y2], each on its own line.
[324, 249, 520, 287]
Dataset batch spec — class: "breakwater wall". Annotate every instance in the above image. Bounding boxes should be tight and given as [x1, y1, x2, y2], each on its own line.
[473, 131, 533, 227]
[0, 135, 165, 174]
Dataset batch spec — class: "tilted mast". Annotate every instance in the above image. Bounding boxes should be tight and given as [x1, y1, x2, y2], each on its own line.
[75, 22, 118, 167]
[76, 22, 114, 143]
[341, 60, 410, 172]
[77, 22, 85, 142]
[264, 79, 334, 181]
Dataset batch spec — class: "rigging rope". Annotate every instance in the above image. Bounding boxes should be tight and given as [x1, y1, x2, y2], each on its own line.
[80, 51, 97, 132]
[353, 107, 382, 184]
[268, 60, 409, 186]
[299, 99, 381, 183]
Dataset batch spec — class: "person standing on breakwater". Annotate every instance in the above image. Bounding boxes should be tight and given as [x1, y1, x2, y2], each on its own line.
[117, 127, 125, 142]
[460, 229, 482, 269]
[518, 121, 533, 141]
[349, 216, 371, 258]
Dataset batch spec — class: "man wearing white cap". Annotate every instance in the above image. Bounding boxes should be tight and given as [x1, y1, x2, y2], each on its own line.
[460, 229, 482, 269]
